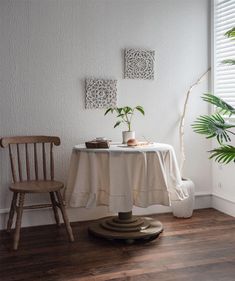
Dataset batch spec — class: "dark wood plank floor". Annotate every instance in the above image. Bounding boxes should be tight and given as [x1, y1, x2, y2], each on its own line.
[1, 208, 235, 281]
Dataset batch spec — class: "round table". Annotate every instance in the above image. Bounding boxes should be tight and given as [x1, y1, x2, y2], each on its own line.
[66, 143, 185, 242]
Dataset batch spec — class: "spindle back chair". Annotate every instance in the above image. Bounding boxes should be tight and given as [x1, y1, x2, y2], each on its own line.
[0, 136, 74, 250]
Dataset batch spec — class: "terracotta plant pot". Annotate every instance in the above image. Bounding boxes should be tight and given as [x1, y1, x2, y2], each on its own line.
[171, 178, 195, 218]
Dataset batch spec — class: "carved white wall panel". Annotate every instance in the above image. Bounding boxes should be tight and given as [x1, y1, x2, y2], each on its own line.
[124, 49, 155, 80]
[85, 79, 117, 109]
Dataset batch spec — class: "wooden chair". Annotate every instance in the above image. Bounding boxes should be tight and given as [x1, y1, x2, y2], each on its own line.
[0, 136, 74, 250]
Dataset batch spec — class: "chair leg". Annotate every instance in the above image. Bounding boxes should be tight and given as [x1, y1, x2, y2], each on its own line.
[13, 193, 25, 250]
[50, 192, 60, 226]
[7, 192, 18, 232]
[56, 191, 74, 242]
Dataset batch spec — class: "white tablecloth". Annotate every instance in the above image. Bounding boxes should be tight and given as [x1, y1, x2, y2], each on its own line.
[65, 143, 188, 212]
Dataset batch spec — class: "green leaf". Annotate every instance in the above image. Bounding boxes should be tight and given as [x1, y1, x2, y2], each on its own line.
[202, 93, 235, 116]
[114, 121, 121, 128]
[209, 145, 235, 164]
[192, 113, 235, 144]
[124, 106, 132, 114]
[104, 108, 113, 115]
[225, 27, 235, 39]
[221, 59, 235, 65]
[117, 108, 123, 114]
[135, 106, 145, 115]
[117, 113, 125, 118]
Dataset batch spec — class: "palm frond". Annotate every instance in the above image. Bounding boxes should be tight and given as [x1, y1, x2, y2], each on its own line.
[192, 113, 235, 144]
[202, 93, 235, 116]
[210, 145, 235, 164]
[222, 59, 235, 65]
[225, 27, 235, 39]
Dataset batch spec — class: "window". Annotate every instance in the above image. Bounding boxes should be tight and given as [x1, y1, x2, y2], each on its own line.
[214, 0, 235, 108]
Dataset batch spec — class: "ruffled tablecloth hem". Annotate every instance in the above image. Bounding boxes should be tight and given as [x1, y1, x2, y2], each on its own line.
[69, 189, 175, 212]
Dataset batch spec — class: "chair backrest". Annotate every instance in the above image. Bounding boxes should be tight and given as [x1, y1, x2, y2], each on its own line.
[0, 136, 60, 183]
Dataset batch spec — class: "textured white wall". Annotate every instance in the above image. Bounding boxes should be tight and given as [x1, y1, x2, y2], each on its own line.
[0, 0, 211, 227]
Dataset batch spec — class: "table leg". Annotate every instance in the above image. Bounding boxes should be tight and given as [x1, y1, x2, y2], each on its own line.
[88, 211, 163, 243]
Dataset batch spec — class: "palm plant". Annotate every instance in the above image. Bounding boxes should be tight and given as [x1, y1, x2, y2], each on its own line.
[192, 27, 235, 164]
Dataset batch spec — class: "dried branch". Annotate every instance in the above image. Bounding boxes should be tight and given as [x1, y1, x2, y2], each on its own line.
[179, 68, 211, 175]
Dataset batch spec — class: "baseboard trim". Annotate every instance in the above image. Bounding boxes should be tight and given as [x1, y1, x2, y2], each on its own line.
[0, 193, 212, 230]
[212, 193, 235, 217]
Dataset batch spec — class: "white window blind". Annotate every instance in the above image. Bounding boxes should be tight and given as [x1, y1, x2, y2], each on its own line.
[214, 0, 235, 108]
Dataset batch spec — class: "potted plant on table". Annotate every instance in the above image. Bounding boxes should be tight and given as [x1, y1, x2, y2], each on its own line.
[104, 106, 145, 143]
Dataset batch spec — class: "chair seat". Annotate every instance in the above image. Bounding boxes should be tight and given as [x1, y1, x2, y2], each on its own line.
[10, 180, 64, 193]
